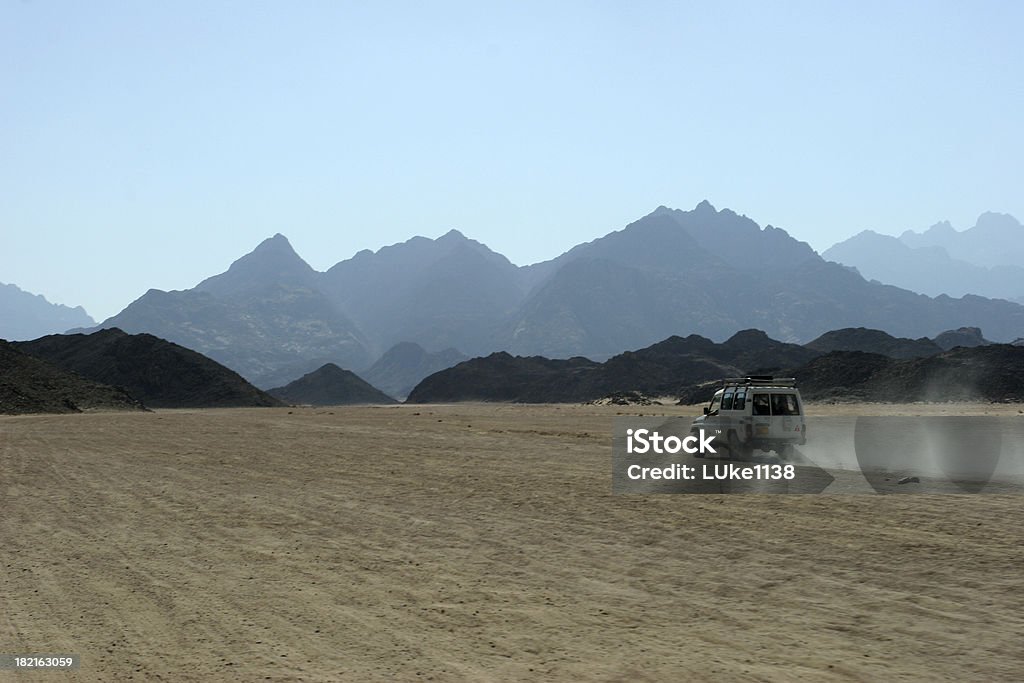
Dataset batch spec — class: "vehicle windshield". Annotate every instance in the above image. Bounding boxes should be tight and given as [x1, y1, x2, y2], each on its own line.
[708, 393, 722, 415]
[721, 391, 735, 410]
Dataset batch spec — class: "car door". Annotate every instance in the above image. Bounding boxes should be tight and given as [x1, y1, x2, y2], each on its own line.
[769, 392, 802, 440]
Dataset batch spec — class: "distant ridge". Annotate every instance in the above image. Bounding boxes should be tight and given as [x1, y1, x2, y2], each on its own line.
[268, 363, 397, 405]
[0, 282, 94, 341]
[14, 329, 282, 408]
[823, 213, 1024, 302]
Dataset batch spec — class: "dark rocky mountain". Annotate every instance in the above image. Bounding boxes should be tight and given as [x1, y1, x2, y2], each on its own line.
[268, 363, 397, 405]
[822, 225, 1024, 302]
[360, 342, 468, 400]
[0, 282, 94, 341]
[406, 330, 819, 403]
[94, 235, 372, 387]
[932, 326, 991, 351]
[410, 322, 1024, 405]
[322, 230, 525, 356]
[0, 339, 144, 414]
[788, 345, 1024, 402]
[805, 328, 942, 359]
[406, 352, 603, 403]
[14, 328, 281, 408]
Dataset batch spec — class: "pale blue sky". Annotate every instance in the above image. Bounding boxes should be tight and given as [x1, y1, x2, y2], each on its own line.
[2, 1, 1022, 320]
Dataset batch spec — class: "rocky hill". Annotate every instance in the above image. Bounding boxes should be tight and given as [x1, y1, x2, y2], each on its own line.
[268, 363, 397, 405]
[677, 344, 1024, 405]
[14, 329, 281, 408]
[791, 345, 1024, 402]
[805, 327, 942, 359]
[933, 326, 991, 351]
[410, 325, 1024, 405]
[406, 353, 604, 403]
[406, 330, 819, 403]
[0, 339, 144, 414]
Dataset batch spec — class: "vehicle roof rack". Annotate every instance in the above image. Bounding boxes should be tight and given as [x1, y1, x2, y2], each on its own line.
[721, 376, 797, 387]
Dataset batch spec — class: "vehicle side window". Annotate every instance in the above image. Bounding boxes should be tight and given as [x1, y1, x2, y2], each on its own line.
[752, 394, 770, 416]
[708, 393, 722, 415]
[771, 393, 800, 416]
[721, 391, 734, 411]
[733, 390, 746, 411]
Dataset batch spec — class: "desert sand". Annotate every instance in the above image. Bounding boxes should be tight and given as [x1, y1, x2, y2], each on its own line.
[2, 402, 1023, 681]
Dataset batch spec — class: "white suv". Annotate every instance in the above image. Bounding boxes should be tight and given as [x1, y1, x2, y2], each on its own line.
[690, 377, 806, 459]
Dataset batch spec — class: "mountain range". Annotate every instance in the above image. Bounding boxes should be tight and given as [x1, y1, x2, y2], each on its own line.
[1, 282, 94, 341]
[410, 326, 1020, 405]
[823, 213, 1024, 304]
[64, 202, 1024, 387]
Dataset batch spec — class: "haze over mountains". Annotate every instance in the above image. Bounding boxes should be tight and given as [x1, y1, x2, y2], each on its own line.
[1, 282, 94, 341]
[66, 201, 1024, 388]
[824, 213, 1024, 304]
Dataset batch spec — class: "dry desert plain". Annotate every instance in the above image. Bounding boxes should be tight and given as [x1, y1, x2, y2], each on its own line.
[2, 402, 1024, 681]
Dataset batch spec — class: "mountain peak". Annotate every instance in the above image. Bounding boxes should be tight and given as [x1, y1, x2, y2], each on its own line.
[252, 233, 298, 255]
[268, 362, 397, 405]
[439, 228, 467, 241]
[694, 199, 717, 214]
[195, 233, 316, 297]
[975, 212, 1021, 232]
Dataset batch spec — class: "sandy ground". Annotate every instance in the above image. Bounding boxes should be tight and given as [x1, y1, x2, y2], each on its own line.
[2, 402, 1024, 681]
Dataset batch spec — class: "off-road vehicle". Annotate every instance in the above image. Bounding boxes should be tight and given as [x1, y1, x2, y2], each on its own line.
[690, 376, 806, 459]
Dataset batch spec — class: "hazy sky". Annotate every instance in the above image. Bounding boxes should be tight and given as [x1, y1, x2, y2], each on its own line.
[3, 1, 1022, 320]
